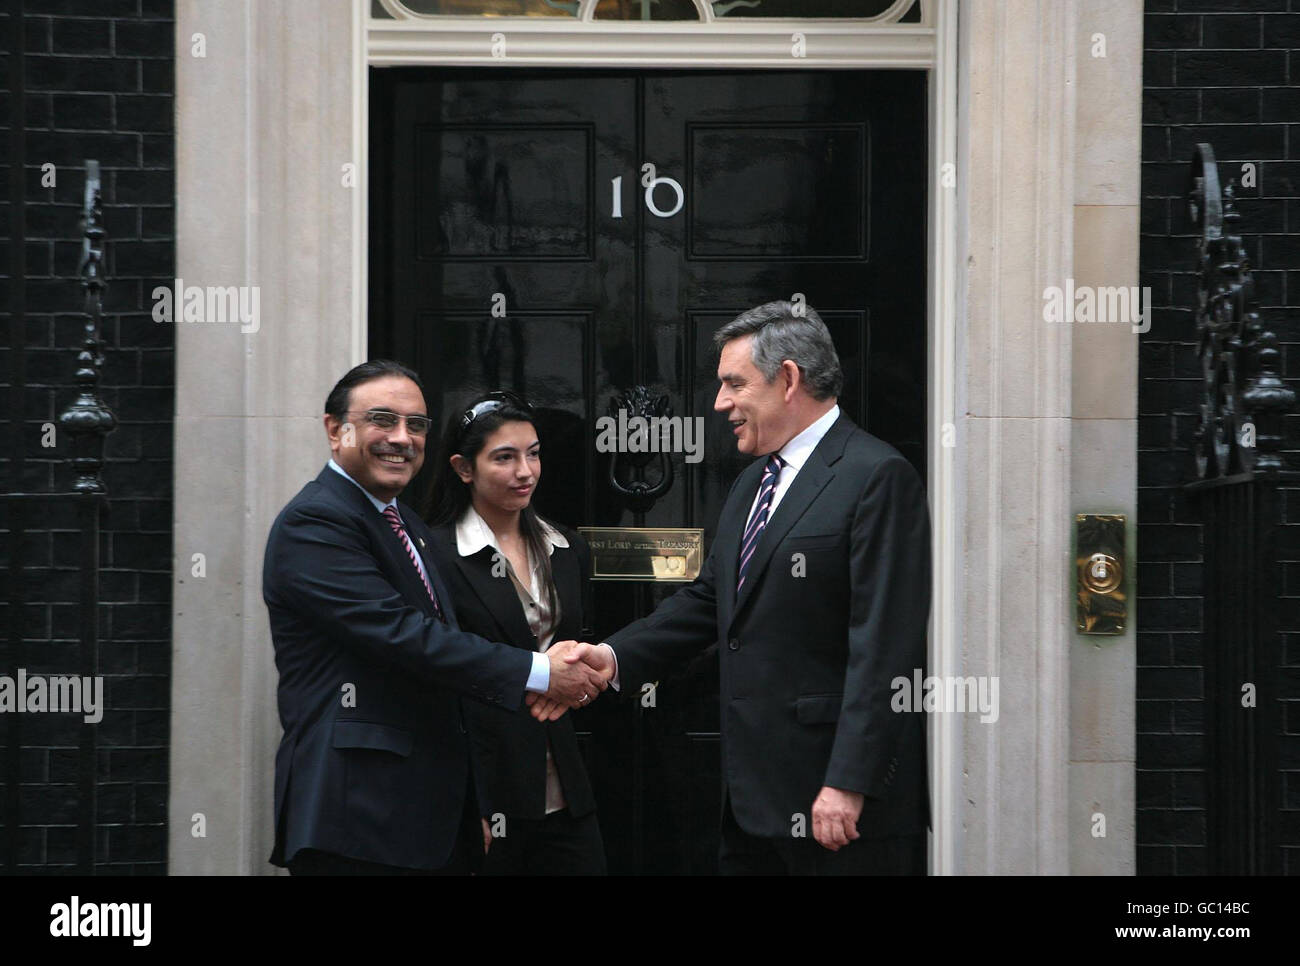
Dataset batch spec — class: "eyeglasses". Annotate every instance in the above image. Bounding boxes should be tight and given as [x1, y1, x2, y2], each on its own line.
[345, 410, 433, 436]
[460, 391, 534, 431]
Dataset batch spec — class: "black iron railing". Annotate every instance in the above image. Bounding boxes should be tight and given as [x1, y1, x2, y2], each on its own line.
[2, 161, 116, 873]
[1183, 142, 1296, 875]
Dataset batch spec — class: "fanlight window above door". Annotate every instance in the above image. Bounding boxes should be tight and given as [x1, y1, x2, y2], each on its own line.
[371, 0, 926, 22]
[594, 0, 700, 20]
[372, 0, 578, 15]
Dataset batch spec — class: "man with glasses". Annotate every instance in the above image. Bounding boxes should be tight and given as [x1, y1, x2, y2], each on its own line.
[263, 360, 608, 874]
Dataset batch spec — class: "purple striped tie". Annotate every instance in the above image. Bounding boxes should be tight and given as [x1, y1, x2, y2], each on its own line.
[383, 506, 444, 620]
[737, 454, 783, 591]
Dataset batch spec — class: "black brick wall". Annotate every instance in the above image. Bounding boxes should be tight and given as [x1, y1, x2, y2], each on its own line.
[1140, 0, 1300, 875]
[1, 0, 173, 872]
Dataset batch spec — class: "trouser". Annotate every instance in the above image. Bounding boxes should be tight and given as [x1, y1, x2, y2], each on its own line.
[718, 794, 925, 876]
[481, 808, 607, 876]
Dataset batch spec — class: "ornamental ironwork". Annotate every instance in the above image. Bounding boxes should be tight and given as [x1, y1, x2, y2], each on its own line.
[1186, 142, 1294, 479]
[57, 160, 117, 495]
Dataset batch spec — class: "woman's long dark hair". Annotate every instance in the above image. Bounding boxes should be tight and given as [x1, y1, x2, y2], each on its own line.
[424, 393, 559, 622]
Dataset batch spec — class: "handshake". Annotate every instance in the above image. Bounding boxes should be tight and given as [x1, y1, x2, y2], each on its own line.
[525, 640, 615, 722]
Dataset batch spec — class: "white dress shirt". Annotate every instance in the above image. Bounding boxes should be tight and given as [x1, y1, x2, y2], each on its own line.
[743, 404, 841, 524]
[326, 458, 550, 693]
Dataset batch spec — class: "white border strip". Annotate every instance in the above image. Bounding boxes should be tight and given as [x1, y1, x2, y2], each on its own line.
[368, 22, 936, 68]
[353, 0, 369, 365]
[926, 0, 960, 878]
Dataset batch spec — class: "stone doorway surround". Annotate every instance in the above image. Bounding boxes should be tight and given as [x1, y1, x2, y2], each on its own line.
[169, 0, 1140, 875]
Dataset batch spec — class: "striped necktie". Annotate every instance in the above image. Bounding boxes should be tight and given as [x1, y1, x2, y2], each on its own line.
[737, 454, 783, 591]
[382, 505, 444, 621]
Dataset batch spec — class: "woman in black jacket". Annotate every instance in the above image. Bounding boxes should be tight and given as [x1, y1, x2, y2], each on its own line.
[424, 390, 605, 875]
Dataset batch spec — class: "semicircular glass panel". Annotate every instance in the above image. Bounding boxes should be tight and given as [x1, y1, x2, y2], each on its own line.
[594, 0, 702, 19]
[711, 0, 918, 18]
[373, 0, 580, 17]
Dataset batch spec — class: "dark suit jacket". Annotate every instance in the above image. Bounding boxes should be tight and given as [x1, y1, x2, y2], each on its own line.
[427, 521, 597, 821]
[607, 412, 931, 840]
[263, 465, 534, 870]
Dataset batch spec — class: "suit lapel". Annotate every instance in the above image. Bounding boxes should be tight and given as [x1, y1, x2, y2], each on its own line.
[730, 458, 832, 622]
[717, 458, 765, 626]
[404, 510, 459, 625]
[315, 467, 439, 619]
[452, 545, 537, 648]
[728, 414, 852, 625]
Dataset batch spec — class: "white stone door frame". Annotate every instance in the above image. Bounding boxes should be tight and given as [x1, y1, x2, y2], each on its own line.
[170, 0, 1126, 876]
[362, 0, 963, 876]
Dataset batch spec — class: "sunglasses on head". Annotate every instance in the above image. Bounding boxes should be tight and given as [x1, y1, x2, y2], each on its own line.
[460, 391, 534, 432]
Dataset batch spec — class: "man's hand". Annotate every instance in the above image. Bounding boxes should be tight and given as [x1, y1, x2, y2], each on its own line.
[526, 642, 615, 722]
[811, 786, 864, 851]
[526, 641, 610, 722]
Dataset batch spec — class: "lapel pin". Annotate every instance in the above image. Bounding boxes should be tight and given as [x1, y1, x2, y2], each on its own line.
[417, 537, 426, 549]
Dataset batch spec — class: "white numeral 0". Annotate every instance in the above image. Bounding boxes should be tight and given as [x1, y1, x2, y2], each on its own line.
[641, 162, 684, 218]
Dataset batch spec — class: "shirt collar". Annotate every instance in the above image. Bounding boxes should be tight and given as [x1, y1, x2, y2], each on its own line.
[454, 504, 569, 559]
[775, 404, 841, 472]
[327, 458, 396, 516]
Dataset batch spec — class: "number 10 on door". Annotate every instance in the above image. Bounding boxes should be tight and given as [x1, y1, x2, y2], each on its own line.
[612, 163, 685, 219]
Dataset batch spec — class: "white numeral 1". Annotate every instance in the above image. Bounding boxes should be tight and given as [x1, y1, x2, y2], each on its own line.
[611, 175, 623, 219]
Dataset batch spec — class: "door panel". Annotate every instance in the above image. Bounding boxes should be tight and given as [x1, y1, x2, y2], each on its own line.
[414, 125, 595, 259]
[687, 124, 867, 259]
[371, 67, 926, 874]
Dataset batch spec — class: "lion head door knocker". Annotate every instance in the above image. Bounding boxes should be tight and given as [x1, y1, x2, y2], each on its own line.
[605, 386, 674, 514]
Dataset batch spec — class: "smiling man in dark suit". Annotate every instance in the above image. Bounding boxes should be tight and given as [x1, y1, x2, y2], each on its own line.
[263, 360, 607, 875]
[534, 301, 932, 875]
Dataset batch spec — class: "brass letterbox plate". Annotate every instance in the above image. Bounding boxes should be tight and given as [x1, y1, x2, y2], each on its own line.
[1076, 514, 1126, 635]
[578, 527, 704, 582]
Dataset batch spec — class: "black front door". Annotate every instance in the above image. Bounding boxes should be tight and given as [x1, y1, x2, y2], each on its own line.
[370, 66, 927, 874]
